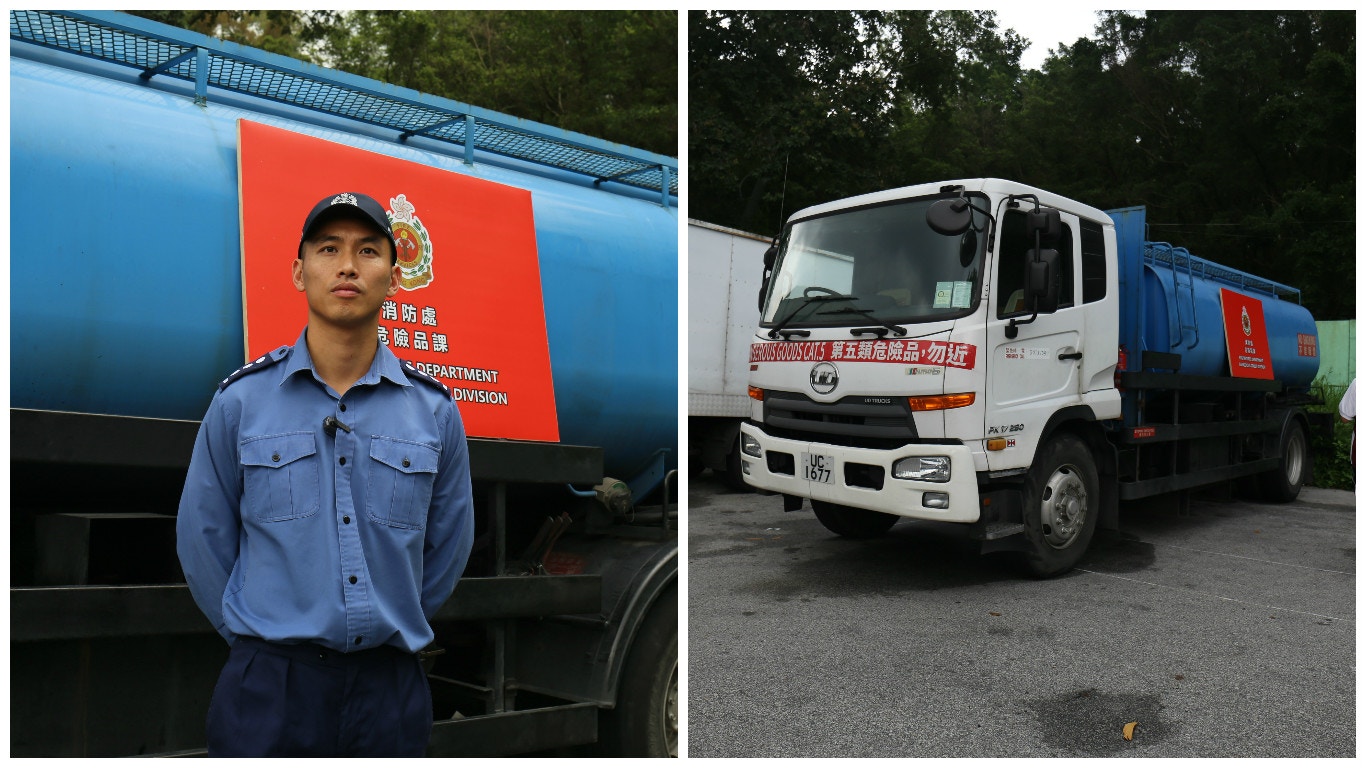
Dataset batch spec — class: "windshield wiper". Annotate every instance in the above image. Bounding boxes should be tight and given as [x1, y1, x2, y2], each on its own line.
[766, 294, 857, 339]
[817, 305, 907, 337]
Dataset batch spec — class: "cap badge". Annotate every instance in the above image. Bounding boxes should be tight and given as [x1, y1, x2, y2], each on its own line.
[331, 192, 359, 206]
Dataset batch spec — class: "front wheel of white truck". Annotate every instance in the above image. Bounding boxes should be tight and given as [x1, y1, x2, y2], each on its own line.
[811, 499, 899, 538]
[1019, 433, 1099, 578]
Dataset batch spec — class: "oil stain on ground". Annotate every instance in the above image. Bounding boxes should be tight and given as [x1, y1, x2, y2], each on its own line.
[1030, 688, 1169, 756]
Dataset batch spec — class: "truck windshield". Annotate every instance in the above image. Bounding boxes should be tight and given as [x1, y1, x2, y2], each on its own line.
[762, 196, 985, 327]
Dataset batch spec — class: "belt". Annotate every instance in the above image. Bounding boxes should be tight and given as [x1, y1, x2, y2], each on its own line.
[233, 636, 415, 667]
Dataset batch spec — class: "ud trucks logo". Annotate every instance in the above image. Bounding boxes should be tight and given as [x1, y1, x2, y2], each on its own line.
[810, 362, 839, 395]
[388, 194, 435, 291]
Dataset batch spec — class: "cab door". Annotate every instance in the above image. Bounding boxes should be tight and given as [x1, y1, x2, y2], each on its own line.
[984, 205, 1084, 464]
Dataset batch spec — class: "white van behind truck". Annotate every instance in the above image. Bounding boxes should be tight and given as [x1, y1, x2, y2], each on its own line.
[689, 219, 769, 487]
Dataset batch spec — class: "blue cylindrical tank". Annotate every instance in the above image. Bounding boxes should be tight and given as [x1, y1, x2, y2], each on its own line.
[10, 45, 677, 482]
[1135, 242, 1319, 388]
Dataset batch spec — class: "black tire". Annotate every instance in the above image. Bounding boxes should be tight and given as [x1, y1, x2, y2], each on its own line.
[811, 499, 898, 538]
[598, 587, 677, 757]
[1019, 433, 1099, 578]
[687, 454, 706, 478]
[722, 434, 748, 491]
[1259, 417, 1308, 503]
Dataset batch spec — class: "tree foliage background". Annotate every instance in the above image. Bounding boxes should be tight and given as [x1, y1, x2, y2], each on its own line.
[129, 10, 677, 158]
[690, 10, 1355, 319]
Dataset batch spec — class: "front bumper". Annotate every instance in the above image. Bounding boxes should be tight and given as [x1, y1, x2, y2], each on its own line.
[739, 422, 981, 523]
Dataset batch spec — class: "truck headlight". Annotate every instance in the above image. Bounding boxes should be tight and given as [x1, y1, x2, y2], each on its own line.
[741, 433, 763, 458]
[892, 456, 950, 482]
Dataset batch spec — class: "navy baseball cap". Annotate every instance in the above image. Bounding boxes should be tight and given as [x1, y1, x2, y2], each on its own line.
[299, 192, 398, 263]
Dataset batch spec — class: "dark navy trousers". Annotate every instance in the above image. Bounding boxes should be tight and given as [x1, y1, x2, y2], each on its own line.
[206, 636, 432, 757]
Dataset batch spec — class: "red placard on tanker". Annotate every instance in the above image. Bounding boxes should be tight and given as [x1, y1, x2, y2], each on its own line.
[237, 119, 559, 442]
[1219, 287, 1275, 381]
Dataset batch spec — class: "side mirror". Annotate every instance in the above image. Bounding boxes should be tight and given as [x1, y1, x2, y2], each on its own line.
[959, 229, 978, 267]
[1025, 248, 1060, 313]
[759, 245, 778, 313]
[1026, 208, 1061, 246]
[927, 198, 973, 236]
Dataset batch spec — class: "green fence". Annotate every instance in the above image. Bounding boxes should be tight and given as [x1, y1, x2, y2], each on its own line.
[1315, 319, 1355, 387]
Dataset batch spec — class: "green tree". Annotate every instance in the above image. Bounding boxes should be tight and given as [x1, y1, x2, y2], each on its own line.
[689, 10, 1027, 235]
[1027, 11, 1356, 318]
[315, 10, 676, 156]
[690, 10, 891, 232]
[126, 10, 336, 59]
[882, 10, 1028, 186]
[689, 9, 1352, 316]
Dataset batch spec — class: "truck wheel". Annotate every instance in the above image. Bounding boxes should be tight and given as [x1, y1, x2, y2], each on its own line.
[811, 499, 898, 538]
[1019, 433, 1098, 577]
[1258, 417, 1308, 503]
[722, 434, 748, 491]
[687, 454, 706, 478]
[598, 587, 677, 757]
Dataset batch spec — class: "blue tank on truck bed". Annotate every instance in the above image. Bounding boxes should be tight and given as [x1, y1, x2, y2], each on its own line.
[10, 10, 677, 757]
[10, 10, 676, 487]
[1111, 205, 1319, 397]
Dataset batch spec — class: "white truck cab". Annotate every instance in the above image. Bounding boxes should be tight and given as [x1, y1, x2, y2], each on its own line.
[741, 179, 1122, 575]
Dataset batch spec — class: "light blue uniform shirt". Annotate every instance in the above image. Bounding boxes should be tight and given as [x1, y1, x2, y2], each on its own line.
[177, 328, 474, 654]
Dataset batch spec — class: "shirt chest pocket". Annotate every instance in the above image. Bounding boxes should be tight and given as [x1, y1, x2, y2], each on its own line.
[367, 436, 440, 530]
[240, 432, 321, 523]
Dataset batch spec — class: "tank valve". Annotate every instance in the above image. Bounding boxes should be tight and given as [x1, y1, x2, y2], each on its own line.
[594, 477, 633, 520]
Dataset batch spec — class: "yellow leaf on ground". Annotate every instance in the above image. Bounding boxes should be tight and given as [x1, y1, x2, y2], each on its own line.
[1123, 721, 1138, 741]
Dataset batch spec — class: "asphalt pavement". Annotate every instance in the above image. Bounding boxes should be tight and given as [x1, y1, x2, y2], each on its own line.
[684, 475, 1355, 758]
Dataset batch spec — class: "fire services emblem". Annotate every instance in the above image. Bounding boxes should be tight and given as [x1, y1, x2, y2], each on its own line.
[387, 194, 434, 290]
[1241, 306, 1252, 336]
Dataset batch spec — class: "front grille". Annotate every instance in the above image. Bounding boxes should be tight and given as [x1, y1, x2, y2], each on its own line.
[763, 391, 918, 449]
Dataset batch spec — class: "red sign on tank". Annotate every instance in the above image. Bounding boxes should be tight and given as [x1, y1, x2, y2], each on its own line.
[237, 120, 559, 441]
[1219, 288, 1274, 381]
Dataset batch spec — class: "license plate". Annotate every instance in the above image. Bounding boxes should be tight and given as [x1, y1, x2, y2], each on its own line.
[801, 452, 835, 484]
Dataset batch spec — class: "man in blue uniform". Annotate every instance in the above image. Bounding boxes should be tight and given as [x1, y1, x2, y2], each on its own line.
[177, 192, 474, 757]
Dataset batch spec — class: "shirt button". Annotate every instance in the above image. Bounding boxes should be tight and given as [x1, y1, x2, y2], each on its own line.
[343, 516, 351, 524]
[403, 458, 411, 468]
[354, 637, 363, 646]
[339, 456, 346, 465]
[339, 404, 347, 412]
[272, 453, 280, 462]
[318, 650, 327, 660]
[349, 575, 357, 584]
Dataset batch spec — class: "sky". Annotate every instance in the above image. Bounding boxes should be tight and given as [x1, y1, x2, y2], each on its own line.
[990, 8, 1108, 70]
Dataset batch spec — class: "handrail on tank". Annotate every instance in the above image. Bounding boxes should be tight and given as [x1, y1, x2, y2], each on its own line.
[1142, 240, 1301, 304]
[9, 9, 679, 207]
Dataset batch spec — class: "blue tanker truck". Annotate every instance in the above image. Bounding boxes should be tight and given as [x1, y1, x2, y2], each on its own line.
[11, 10, 677, 757]
[741, 179, 1324, 576]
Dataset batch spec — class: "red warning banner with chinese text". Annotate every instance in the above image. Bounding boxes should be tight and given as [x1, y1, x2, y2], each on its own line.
[1219, 287, 1274, 381]
[750, 339, 978, 370]
[238, 120, 559, 441]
